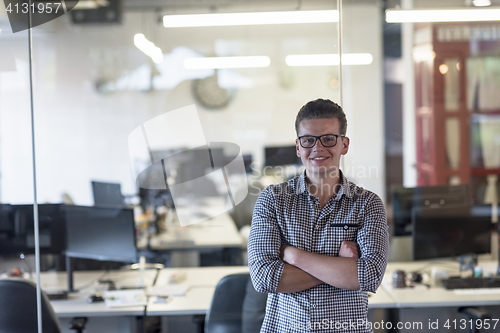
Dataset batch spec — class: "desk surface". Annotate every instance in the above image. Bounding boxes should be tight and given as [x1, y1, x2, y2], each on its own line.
[146, 212, 244, 250]
[40, 270, 157, 317]
[43, 260, 500, 319]
[383, 260, 500, 308]
[147, 266, 396, 316]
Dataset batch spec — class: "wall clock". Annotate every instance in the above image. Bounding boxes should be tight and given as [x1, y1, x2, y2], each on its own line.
[192, 72, 235, 109]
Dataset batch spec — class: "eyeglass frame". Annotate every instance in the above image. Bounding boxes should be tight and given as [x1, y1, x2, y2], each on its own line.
[296, 134, 345, 148]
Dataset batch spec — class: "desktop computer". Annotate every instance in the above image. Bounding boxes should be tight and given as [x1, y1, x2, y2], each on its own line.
[63, 205, 137, 291]
[412, 205, 492, 261]
[91, 181, 124, 208]
[391, 184, 471, 236]
[0, 204, 66, 257]
[264, 145, 300, 167]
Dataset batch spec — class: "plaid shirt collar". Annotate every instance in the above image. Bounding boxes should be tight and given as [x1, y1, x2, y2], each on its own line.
[296, 169, 353, 200]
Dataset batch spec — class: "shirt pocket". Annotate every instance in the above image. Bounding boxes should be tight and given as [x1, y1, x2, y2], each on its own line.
[329, 222, 359, 242]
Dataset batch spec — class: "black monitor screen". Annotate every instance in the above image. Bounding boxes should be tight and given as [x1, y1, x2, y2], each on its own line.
[91, 181, 123, 207]
[391, 184, 470, 236]
[0, 204, 66, 256]
[412, 205, 492, 261]
[264, 146, 300, 167]
[242, 154, 253, 173]
[64, 205, 137, 263]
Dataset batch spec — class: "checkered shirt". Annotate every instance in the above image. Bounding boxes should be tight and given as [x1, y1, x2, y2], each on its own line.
[248, 171, 389, 333]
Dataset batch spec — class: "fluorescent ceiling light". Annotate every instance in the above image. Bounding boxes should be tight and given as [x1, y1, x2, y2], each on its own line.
[164, 10, 338, 28]
[134, 34, 164, 64]
[386, 8, 500, 23]
[285, 53, 373, 66]
[473, 0, 492, 6]
[184, 56, 271, 69]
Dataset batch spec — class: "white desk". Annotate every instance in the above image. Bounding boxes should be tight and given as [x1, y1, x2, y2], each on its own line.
[146, 266, 396, 317]
[382, 260, 500, 308]
[147, 266, 249, 316]
[147, 212, 244, 250]
[35, 261, 500, 333]
[35, 266, 398, 333]
[39, 270, 157, 318]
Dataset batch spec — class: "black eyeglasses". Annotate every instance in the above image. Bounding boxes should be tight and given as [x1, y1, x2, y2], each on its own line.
[297, 134, 344, 148]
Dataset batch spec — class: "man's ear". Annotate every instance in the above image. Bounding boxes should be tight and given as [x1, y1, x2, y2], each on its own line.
[341, 136, 350, 155]
[296, 139, 301, 157]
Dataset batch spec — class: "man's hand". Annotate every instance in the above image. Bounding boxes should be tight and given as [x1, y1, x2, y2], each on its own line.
[339, 241, 359, 258]
[278, 242, 360, 291]
[281, 242, 359, 265]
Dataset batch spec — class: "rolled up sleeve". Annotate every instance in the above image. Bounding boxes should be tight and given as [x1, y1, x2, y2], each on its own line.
[355, 193, 389, 293]
[247, 187, 285, 293]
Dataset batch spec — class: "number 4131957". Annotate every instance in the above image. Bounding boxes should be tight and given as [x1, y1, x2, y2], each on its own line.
[444, 318, 498, 330]
[6, 2, 62, 14]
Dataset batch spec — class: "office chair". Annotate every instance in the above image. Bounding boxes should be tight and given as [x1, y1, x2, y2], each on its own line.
[205, 273, 267, 333]
[0, 278, 87, 333]
[229, 181, 263, 230]
[459, 307, 491, 333]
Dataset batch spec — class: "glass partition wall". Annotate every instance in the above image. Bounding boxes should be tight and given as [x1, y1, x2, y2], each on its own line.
[2, 0, 500, 331]
[0, 4, 36, 274]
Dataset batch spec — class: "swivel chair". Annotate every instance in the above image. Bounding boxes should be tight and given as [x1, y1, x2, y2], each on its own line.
[0, 278, 87, 333]
[459, 307, 491, 333]
[205, 273, 267, 333]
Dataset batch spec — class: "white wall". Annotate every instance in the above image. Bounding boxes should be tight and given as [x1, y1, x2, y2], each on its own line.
[0, 2, 385, 205]
[341, 4, 385, 200]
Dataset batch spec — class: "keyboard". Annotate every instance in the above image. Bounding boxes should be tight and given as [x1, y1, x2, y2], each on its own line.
[453, 288, 500, 295]
[442, 276, 500, 290]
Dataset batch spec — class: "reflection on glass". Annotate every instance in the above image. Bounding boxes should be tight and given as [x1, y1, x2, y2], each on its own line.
[421, 115, 431, 163]
[445, 117, 461, 171]
[478, 114, 500, 169]
[443, 58, 460, 112]
[467, 57, 500, 111]
[470, 114, 500, 169]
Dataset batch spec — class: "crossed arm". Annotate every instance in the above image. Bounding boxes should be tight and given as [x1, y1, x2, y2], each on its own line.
[276, 241, 360, 293]
[248, 187, 388, 295]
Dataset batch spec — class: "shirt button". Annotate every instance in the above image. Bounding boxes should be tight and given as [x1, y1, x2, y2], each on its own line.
[343, 225, 349, 230]
[311, 303, 316, 308]
[315, 225, 320, 229]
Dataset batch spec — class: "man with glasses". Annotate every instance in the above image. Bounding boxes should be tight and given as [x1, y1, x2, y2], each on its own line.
[248, 99, 388, 332]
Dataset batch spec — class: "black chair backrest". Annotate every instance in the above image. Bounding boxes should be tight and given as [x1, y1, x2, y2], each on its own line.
[205, 273, 250, 333]
[0, 278, 61, 333]
[242, 277, 267, 333]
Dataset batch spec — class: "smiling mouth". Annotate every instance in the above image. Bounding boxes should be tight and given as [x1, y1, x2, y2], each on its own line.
[311, 157, 328, 160]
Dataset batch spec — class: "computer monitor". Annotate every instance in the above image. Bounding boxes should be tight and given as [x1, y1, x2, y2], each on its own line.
[264, 145, 300, 167]
[91, 181, 124, 207]
[64, 205, 137, 291]
[412, 205, 492, 261]
[391, 184, 471, 236]
[242, 154, 253, 173]
[0, 204, 66, 257]
[64, 205, 137, 263]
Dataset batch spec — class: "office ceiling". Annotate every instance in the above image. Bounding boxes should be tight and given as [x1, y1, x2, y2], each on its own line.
[386, 0, 500, 8]
[121, 0, 374, 12]
[122, 0, 500, 12]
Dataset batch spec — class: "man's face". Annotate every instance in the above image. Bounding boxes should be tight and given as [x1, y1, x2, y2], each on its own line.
[295, 118, 349, 178]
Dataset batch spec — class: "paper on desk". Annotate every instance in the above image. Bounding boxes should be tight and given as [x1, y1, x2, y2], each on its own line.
[103, 289, 147, 308]
[147, 284, 190, 296]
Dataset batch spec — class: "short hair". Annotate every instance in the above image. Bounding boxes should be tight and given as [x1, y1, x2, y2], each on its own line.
[295, 99, 347, 136]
